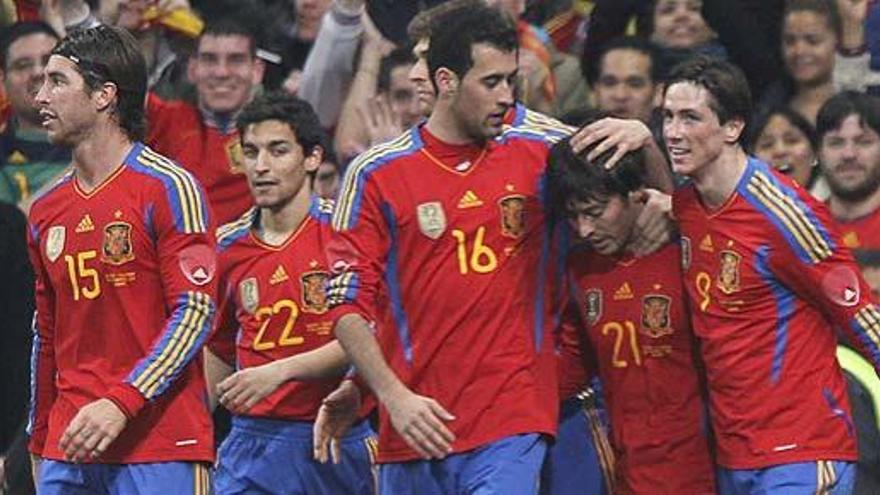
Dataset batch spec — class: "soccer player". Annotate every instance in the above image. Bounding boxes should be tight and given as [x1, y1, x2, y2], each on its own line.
[207, 91, 375, 495]
[326, 5, 572, 494]
[27, 25, 216, 493]
[545, 130, 716, 494]
[665, 56, 880, 494]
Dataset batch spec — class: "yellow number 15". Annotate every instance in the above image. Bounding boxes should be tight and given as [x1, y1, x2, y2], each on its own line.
[64, 250, 101, 301]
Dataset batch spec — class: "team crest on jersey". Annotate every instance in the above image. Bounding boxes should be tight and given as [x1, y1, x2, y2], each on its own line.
[417, 202, 446, 239]
[680, 236, 691, 270]
[239, 277, 259, 314]
[585, 289, 602, 325]
[717, 250, 741, 294]
[641, 295, 672, 338]
[45, 225, 65, 262]
[301, 271, 330, 314]
[226, 138, 245, 174]
[498, 194, 526, 239]
[101, 222, 135, 265]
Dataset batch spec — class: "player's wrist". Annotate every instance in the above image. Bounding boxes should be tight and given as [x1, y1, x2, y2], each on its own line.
[105, 383, 147, 419]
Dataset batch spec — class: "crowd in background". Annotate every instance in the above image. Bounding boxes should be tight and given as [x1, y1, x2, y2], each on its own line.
[1, 0, 880, 493]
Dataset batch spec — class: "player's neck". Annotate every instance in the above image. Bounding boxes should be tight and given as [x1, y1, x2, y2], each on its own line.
[425, 104, 482, 146]
[828, 187, 880, 222]
[257, 185, 312, 246]
[71, 123, 133, 192]
[692, 147, 749, 210]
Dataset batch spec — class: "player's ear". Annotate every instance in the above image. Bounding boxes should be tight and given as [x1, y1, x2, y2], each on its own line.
[434, 67, 458, 96]
[722, 117, 745, 144]
[93, 80, 118, 112]
[303, 145, 323, 173]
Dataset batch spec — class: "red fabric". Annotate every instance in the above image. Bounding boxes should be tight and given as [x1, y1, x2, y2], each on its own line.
[27, 143, 216, 463]
[673, 158, 880, 469]
[565, 243, 715, 494]
[210, 198, 343, 421]
[146, 93, 253, 226]
[326, 106, 572, 462]
[835, 206, 880, 251]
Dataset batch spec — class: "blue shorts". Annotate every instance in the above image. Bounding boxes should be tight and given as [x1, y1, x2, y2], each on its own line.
[39, 459, 211, 495]
[379, 433, 547, 495]
[214, 416, 376, 495]
[717, 460, 855, 495]
[540, 396, 612, 495]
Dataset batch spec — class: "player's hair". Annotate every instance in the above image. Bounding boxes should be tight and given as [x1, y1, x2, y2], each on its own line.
[784, 0, 842, 40]
[748, 105, 818, 153]
[199, 17, 257, 57]
[406, 0, 481, 43]
[237, 91, 325, 158]
[426, 4, 517, 90]
[665, 55, 752, 136]
[816, 91, 880, 141]
[378, 47, 416, 93]
[0, 21, 58, 70]
[584, 36, 660, 86]
[52, 25, 147, 142]
[546, 114, 646, 221]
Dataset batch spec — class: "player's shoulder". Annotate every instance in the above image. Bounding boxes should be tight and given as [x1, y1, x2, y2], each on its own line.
[216, 207, 257, 253]
[310, 196, 335, 223]
[344, 128, 424, 180]
[498, 104, 573, 146]
[27, 167, 75, 218]
[124, 143, 201, 187]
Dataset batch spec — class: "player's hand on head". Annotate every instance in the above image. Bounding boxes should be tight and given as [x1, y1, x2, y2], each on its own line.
[59, 399, 128, 462]
[569, 117, 653, 170]
[314, 380, 362, 464]
[630, 189, 675, 257]
[216, 362, 284, 414]
[385, 388, 455, 460]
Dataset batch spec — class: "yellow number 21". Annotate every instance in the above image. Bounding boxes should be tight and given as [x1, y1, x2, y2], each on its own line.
[601, 320, 642, 368]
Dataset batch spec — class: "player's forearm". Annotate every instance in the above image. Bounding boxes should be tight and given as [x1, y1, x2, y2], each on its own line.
[334, 313, 408, 404]
[204, 347, 234, 411]
[275, 340, 350, 382]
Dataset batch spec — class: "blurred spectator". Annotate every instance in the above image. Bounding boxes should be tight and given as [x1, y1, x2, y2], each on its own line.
[834, 0, 880, 95]
[314, 145, 340, 199]
[817, 91, 880, 250]
[747, 106, 829, 198]
[0, 21, 69, 209]
[37, 0, 100, 36]
[147, 17, 264, 225]
[587, 36, 660, 126]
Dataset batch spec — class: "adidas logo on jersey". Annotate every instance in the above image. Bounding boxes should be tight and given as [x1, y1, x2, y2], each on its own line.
[699, 234, 714, 252]
[75, 214, 95, 233]
[613, 282, 634, 300]
[457, 190, 484, 209]
[269, 265, 289, 285]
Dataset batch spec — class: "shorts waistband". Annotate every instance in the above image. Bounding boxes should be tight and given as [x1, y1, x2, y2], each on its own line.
[231, 415, 372, 441]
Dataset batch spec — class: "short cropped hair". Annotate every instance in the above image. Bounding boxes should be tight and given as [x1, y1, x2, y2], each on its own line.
[816, 91, 880, 141]
[199, 17, 257, 56]
[378, 47, 416, 93]
[585, 36, 661, 87]
[426, 4, 517, 88]
[237, 90, 325, 157]
[0, 21, 58, 70]
[52, 25, 147, 142]
[665, 55, 752, 131]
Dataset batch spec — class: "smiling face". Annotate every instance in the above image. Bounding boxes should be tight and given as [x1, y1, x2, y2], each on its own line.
[651, 0, 715, 49]
[820, 114, 880, 202]
[753, 113, 817, 186]
[189, 34, 264, 115]
[782, 10, 837, 87]
[241, 119, 321, 210]
[446, 42, 517, 142]
[662, 82, 729, 178]
[35, 55, 100, 146]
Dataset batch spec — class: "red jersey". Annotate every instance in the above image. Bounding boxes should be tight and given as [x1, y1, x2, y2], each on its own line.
[327, 106, 572, 462]
[835, 205, 880, 251]
[210, 198, 342, 420]
[563, 242, 715, 494]
[146, 93, 252, 226]
[673, 157, 880, 469]
[27, 143, 217, 463]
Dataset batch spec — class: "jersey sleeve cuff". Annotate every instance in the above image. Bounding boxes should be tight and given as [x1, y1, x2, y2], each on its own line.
[105, 383, 147, 419]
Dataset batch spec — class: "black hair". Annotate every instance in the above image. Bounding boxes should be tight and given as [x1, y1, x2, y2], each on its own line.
[784, 0, 842, 40]
[378, 46, 417, 93]
[0, 21, 58, 70]
[665, 55, 752, 137]
[816, 91, 880, 141]
[584, 35, 661, 87]
[200, 17, 257, 56]
[237, 90, 325, 158]
[748, 105, 818, 152]
[52, 25, 147, 142]
[546, 115, 646, 222]
[426, 3, 517, 90]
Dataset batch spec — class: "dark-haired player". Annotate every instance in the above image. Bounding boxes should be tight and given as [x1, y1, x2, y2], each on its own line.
[28, 25, 216, 494]
[207, 91, 375, 495]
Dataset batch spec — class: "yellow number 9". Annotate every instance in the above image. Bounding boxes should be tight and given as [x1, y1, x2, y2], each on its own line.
[695, 271, 712, 312]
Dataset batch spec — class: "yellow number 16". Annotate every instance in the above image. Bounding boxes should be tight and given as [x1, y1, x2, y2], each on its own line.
[451, 226, 498, 275]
